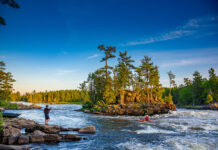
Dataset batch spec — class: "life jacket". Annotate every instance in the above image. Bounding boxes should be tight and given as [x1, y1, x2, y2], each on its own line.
[44, 108, 50, 114]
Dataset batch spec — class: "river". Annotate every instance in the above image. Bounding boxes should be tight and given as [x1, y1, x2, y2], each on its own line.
[5, 102, 218, 150]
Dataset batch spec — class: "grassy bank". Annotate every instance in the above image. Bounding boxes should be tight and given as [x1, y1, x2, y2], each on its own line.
[0, 100, 18, 109]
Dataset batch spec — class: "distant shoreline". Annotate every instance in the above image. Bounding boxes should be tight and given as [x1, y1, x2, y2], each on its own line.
[177, 103, 218, 111]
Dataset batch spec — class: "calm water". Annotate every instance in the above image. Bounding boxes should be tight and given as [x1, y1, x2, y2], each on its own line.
[5, 102, 218, 150]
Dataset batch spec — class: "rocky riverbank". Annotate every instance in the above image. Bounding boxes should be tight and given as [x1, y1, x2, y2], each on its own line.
[8, 103, 41, 110]
[84, 103, 176, 116]
[0, 118, 96, 150]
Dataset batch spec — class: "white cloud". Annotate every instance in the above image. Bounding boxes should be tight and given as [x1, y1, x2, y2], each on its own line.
[88, 53, 100, 59]
[122, 15, 218, 46]
[160, 57, 218, 68]
[56, 69, 75, 76]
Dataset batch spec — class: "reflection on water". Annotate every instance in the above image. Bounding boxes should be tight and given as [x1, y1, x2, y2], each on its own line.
[5, 102, 218, 150]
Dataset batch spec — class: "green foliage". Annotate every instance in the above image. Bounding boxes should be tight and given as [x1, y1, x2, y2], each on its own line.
[0, 61, 16, 101]
[0, 100, 18, 109]
[167, 70, 176, 94]
[82, 101, 94, 109]
[0, 0, 20, 26]
[103, 81, 116, 105]
[82, 46, 165, 108]
[163, 68, 218, 106]
[206, 93, 213, 104]
[0, 112, 3, 131]
[10, 90, 90, 104]
[164, 94, 173, 104]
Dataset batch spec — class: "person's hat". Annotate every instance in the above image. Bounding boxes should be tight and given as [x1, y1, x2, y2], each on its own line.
[46, 105, 48, 107]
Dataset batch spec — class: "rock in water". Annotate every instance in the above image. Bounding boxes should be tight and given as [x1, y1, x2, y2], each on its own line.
[78, 126, 96, 134]
[59, 134, 82, 141]
[18, 135, 29, 145]
[8, 136, 18, 145]
[0, 144, 32, 150]
[31, 130, 46, 136]
[8, 126, 21, 137]
[29, 135, 44, 143]
[43, 134, 60, 142]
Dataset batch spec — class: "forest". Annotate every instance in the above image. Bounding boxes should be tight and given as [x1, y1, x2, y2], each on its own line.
[0, 45, 217, 107]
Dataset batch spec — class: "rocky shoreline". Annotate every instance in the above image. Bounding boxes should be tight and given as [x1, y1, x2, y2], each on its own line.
[83, 103, 176, 116]
[0, 118, 96, 150]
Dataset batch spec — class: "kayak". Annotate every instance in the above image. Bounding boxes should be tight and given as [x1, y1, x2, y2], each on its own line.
[3, 113, 21, 118]
[139, 120, 153, 122]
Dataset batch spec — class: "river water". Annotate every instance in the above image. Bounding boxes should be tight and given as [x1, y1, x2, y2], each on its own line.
[5, 102, 218, 150]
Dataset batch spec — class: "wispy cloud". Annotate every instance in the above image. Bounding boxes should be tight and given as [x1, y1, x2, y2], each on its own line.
[122, 15, 218, 46]
[160, 57, 218, 68]
[88, 53, 100, 59]
[0, 56, 6, 59]
[56, 69, 75, 76]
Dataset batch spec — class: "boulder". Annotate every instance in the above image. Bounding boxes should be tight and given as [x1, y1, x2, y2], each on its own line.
[1, 128, 10, 137]
[59, 134, 81, 141]
[40, 125, 60, 134]
[29, 135, 44, 143]
[1, 137, 8, 144]
[26, 125, 60, 134]
[43, 134, 60, 142]
[32, 130, 46, 136]
[8, 136, 18, 145]
[3, 118, 38, 129]
[60, 127, 80, 131]
[8, 126, 21, 137]
[17, 135, 29, 145]
[78, 126, 96, 134]
[0, 144, 32, 150]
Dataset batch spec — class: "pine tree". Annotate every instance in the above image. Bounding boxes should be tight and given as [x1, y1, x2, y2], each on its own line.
[117, 51, 135, 90]
[167, 70, 176, 95]
[139, 56, 153, 102]
[98, 45, 116, 81]
[192, 71, 203, 105]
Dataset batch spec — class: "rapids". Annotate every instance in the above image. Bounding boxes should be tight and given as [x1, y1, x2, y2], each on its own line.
[5, 102, 218, 150]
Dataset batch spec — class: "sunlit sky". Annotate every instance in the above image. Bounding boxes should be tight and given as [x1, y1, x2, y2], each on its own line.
[0, 0, 218, 93]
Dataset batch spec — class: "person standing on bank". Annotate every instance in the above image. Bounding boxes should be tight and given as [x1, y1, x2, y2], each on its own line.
[44, 105, 52, 125]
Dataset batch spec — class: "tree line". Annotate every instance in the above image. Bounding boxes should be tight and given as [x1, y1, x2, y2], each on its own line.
[10, 90, 90, 104]
[1, 49, 217, 107]
[163, 68, 218, 106]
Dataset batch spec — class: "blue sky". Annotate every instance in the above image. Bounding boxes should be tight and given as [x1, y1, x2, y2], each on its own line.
[0, 0, 218, 93]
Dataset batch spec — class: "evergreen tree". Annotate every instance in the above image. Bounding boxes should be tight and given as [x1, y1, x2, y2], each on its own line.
[117, 51, 135, 90]
[192, 71, 203, 105]
[0, 61, 15, 101]
[139, 56, 153, 102]
[98, 45, 116, 81]
[167, 70, 176, 95]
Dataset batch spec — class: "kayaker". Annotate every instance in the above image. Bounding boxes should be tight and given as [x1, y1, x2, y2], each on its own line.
[145, 114, 149, 121]
[44, 105, 52, 125]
